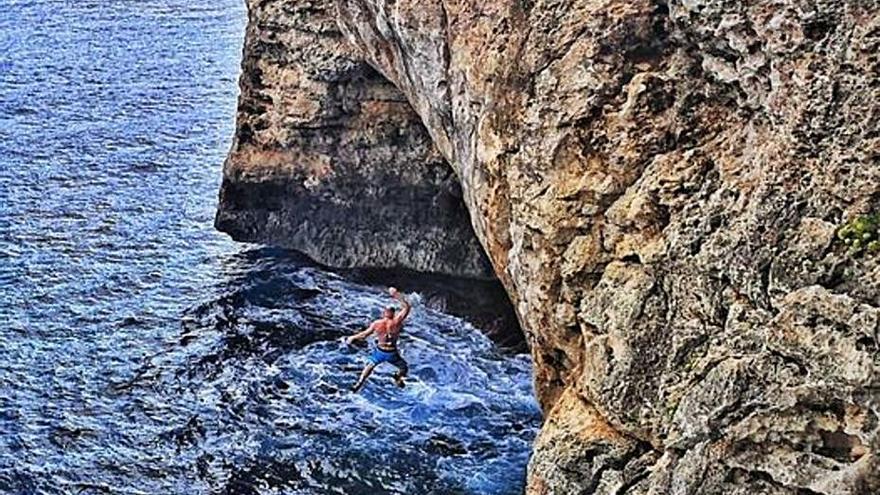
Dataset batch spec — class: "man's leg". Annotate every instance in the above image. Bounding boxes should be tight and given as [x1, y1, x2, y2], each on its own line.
[351, 363, 376, 392]
[392, 356, 408, 388]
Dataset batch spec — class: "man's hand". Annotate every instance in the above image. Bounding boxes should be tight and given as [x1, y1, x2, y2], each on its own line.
[344, 336, 355, 346]
[389, 287, 411, 325]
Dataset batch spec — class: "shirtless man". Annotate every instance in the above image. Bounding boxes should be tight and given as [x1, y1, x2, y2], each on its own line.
[345, 287, 412, 392]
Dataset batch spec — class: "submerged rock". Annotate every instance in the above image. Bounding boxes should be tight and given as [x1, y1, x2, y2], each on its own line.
[220, 0, 880, 493]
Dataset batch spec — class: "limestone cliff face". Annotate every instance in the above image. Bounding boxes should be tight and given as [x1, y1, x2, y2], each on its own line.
[222, 0, 880, 493]
[216, 0, 493, 279]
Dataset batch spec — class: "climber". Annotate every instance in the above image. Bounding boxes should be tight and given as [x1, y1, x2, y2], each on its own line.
[345, 286, 412, 392]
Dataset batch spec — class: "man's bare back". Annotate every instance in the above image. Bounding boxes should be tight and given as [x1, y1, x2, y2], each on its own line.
[345, 287, 412, 392]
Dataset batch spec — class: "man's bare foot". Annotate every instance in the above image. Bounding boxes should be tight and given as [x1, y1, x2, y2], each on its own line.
[350, 382, 363, 393]
[393, 373, 405, 388]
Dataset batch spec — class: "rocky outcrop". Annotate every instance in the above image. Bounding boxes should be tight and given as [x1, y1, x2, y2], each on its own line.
[221, 0, 880, 493]
[216, 0, 493, 279]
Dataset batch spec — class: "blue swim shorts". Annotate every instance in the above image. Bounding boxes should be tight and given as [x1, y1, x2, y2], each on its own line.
[369, 347, 407, 367]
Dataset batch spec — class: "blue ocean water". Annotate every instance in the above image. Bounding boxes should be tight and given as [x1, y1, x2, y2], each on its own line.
[0, 1, 540, 494]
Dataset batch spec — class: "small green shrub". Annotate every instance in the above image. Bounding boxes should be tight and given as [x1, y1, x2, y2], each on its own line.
[837, 213, 880, 256]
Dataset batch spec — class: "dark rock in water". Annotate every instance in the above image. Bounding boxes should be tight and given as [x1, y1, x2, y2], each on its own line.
[423, 434, 468, 457]
[215, 0, 493, 280]
[159, 416, 206, 451]
[48, 426, 96, 450]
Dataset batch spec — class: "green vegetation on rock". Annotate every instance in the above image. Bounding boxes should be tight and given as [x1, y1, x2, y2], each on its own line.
[837, 213, 880, 256]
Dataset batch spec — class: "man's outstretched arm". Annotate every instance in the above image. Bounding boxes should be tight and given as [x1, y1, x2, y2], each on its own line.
[389, 287, 411, 325]
[346, 324, 374, 345]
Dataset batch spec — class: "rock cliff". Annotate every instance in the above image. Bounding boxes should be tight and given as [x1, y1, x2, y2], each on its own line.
[216, 0, 494, 279]
[220, 0, 880, 493]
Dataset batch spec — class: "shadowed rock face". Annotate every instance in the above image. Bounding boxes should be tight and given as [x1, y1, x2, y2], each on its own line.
[216, 0, 494, 279]
[221, 0, 880, 493]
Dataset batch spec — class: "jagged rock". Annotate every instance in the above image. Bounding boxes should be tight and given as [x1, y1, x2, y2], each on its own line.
[221, 0, 880, 493]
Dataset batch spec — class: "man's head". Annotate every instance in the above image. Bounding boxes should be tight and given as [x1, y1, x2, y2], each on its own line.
[382, 306, 396, 319]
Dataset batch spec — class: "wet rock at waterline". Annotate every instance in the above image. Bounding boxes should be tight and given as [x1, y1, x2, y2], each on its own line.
[223, 0, 880, 493]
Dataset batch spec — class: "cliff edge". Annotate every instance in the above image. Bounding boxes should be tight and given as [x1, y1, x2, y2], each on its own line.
[219, 0, 880, 493]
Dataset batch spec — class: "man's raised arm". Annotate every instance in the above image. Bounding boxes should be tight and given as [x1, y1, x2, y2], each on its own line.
[389, 287, 411, 324]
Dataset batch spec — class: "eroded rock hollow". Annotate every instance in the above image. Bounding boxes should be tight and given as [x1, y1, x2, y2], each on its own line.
[216, 0, 494, 279]
[219, 0, 880, 493]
